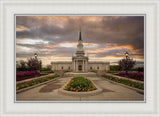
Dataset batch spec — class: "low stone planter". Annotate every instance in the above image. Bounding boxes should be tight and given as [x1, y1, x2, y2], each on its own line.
[58, 78, 102, 97]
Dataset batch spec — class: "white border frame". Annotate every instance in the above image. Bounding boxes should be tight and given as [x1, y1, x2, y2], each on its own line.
[14, 14, 146, 103]
[0, 0, 160, 117]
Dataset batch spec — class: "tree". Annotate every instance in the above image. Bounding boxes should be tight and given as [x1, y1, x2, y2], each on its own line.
[118, 57, 136, 71]
[16, 61, 21, 71]
[27, 58, 42, 71]
[46, 65, 52, 71]
[17, 60, 27, 71]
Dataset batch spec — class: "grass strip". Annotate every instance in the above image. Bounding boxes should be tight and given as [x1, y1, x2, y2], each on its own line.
[16, 75, 59, 90]
[103, 75, 144, 90]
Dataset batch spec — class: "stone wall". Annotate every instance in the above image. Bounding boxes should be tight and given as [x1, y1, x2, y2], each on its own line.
[51, 61, 110, 71]
[51, 62, 72, 71]
[88, 62, 110, 71]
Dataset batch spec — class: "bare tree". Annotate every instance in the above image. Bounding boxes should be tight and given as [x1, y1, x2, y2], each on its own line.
[19, 60, 27, 71]
[27, 58, 42, 71]
[119, 57, 136, 71]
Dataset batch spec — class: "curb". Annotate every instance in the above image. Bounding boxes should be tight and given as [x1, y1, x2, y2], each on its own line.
[102, 77, 144, 94]
[16, 77, 60, 94]
[58, 77, 103, 97]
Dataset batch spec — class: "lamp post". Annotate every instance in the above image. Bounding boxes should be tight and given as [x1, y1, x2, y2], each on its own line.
[34, 53, 38, 77]
[125, 52, 129, 76]
[34, 53, 38, 59]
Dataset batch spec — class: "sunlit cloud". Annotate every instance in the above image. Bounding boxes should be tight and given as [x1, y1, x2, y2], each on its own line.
[23, 39, 49, 44]
[16, 16, 144, 66]
[16, 25, 30, 31]
[43, 45, 57, 49]
[58, 42, 76, 48]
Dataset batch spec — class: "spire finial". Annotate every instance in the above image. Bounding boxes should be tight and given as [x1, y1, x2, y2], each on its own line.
[79, 26, 82, 40]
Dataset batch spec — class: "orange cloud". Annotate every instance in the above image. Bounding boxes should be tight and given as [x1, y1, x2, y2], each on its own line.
[44, 45, 57, 49]
[85, 16, 103, 22]
[44, 50, 53, 54]
[16, 25, 30, 31]
[86, 49, 106, 53]
[86, 43, 142, 55]
[83, 43, 98, 46]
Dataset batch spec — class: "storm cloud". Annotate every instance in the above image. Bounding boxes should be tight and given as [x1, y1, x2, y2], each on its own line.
[16, 16, 144, 65]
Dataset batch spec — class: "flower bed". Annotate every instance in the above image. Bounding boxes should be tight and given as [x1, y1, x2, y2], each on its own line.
[103, 75, 144, 90]
[16, 71, 41, 77]
[16, 74, 59, 90]
[64, 77, 97, 92]
[16, 71, 48, 81]
[118, 71, 144, 81]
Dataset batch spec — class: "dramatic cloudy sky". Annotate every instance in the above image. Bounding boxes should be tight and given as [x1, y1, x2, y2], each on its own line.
[16, 16, 144, 66]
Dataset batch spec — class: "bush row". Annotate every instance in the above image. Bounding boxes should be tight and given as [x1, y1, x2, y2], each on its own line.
[16, 71, 41, 77]
[119, 71, 144, 81]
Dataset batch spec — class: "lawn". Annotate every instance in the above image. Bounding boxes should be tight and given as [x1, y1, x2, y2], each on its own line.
[103, 75, 144, 90]
[16, 74, 59, 90]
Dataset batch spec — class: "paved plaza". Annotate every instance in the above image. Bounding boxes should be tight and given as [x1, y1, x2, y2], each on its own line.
[16, 75, 144, 101]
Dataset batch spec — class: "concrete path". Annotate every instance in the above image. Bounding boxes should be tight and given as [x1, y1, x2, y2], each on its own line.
[16, 76, 144, 101]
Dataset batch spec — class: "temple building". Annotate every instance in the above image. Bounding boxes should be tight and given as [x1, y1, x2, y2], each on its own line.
[51, 27, 110, 72]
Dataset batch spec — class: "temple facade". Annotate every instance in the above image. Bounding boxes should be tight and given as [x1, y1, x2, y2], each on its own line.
[51, 27, 110, 72]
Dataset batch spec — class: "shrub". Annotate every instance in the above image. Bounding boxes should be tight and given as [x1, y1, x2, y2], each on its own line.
[110, 65, 120, 71]
[40, 70, 51, 74]
[16, 71, 40, 77]
[118, 71, 144, 81]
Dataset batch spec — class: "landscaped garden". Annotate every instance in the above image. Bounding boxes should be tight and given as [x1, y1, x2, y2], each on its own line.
[103, 75, 144, 90]
[16, 70, 49, 81]
[16, 71, 41, 77]
[106, 71, 144, 81]
[107, 60, 144, 81]
[64, 76, 97, 92]
[16, 74, 59, 91]
[118, 71, 144, 81]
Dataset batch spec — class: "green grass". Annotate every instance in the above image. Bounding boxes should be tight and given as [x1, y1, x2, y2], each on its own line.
[64, 76, 97, 92]
[40, 70, 53, 73]
[16, 75, 59, 90]
[103, 75, 144, 90]
[106, 71, 119, 73]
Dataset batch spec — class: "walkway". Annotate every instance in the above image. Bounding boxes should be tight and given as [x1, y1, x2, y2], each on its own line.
[16, 76, 144, 101]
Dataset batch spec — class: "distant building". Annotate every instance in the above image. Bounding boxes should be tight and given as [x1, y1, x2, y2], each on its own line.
[51, 27, 110, 72]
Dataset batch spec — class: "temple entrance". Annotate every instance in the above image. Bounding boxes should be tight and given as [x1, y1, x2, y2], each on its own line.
[78, 65, 82, 71]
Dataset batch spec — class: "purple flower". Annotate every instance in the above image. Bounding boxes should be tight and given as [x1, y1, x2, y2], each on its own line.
[16, 71, 40, 77]
[119, 71, 144, 81]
